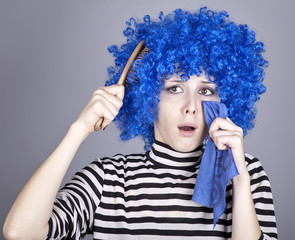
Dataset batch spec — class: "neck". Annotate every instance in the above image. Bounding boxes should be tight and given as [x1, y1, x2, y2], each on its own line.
[147, 140, 203, 169]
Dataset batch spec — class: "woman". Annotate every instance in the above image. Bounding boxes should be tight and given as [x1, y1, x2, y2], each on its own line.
[3, 7, 277, 239]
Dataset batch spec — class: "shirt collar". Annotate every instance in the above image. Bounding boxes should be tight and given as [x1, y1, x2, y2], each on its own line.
[147, 140, 203, 169]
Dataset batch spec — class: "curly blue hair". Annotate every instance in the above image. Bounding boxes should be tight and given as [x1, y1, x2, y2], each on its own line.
[105, 7, 267, 150]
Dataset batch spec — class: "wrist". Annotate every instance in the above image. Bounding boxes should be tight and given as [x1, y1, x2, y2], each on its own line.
[232, 170, 250, 188]
[68, 121, 91, 143]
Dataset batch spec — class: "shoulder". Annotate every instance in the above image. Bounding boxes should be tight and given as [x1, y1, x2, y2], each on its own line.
[244, 153, 265, 173]
[244, 153, 266, 175]
[93, 152, 147, 170]
[244, 153, 272, 192]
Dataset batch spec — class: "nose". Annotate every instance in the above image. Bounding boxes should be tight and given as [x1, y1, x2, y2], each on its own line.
[185, 108, 196, 115]
[183, 94, 198, 115]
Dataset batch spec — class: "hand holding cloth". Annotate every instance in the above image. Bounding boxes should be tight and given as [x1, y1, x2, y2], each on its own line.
[192, 101, 239, 227]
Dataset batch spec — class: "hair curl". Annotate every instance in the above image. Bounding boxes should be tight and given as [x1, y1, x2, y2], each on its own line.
[105, 7, 268, 150]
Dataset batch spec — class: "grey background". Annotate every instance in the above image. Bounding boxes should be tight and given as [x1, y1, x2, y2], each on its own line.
[0, 0, 294, 239]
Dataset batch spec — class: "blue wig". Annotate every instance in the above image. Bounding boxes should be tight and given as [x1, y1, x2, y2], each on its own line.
[105, 7, 268, 150]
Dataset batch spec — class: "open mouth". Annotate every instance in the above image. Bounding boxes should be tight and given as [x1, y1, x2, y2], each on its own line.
[178, 124, 197, 136]
[178, 126, 196, 131]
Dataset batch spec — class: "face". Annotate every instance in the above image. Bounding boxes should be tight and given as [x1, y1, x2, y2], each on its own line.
[154, 73, 220, 152]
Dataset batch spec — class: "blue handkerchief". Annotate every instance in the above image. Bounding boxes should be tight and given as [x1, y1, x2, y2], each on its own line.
[192, 101, 239, 227]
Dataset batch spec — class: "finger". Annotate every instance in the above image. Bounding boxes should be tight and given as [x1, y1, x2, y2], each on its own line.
[211, 129, 241, 139]
[211, 131, 243, 150]
[226, 117, 234, 123]
[90, 85, 124, 130]
[92, 101, 117, 129]
[92, 88, 124, 110]
[92, 93, 122, 117]
[114, 85, 125, 101]
[209, 117, 242, 136]
[95, 85, 125, 101]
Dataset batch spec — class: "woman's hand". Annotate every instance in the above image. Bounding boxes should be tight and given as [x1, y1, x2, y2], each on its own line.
[208, 117, 261, 239]
[208, 117, 248, 177]
[74, 85, 125, 136]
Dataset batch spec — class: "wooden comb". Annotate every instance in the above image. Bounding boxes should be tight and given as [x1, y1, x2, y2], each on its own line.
[94, 40, 149, 131]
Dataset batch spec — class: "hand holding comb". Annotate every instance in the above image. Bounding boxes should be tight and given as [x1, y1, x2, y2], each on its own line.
[94, 40, 149, 131]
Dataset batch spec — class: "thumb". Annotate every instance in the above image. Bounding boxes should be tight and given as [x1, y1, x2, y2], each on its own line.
[103, 85, 125, 101]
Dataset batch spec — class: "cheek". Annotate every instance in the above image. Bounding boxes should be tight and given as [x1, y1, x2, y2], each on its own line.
[154, 111, 171, 143]
[197, 101, 208, 133]
[155, 99, 177, 133]
[157, 105, 170, 128]
[157, 95, 176, 116]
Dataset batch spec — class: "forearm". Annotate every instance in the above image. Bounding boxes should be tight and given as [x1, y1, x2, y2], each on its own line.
[231, 171, 261, 240]
[3, 123, 89, 240]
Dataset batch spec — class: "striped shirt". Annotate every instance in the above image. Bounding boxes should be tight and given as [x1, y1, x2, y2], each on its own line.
[47, 141, 277, 239]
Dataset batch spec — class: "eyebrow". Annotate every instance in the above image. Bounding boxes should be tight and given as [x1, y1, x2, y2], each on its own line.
[200, 80, 215, 84]
[165, 79, 183, 83]
[165, 79, 215, 84]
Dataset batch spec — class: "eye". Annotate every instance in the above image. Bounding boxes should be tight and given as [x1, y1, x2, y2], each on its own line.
[199, 88, 214, 96]
[167, 86, 183, 93]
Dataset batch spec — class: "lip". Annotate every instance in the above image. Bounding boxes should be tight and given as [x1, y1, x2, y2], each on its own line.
[178, 123, 198, 137]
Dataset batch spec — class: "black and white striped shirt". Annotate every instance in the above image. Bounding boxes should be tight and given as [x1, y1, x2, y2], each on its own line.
[47, 141, 277, 239]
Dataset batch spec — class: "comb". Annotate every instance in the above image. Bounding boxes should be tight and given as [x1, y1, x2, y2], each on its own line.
[94, 40, 149, 131]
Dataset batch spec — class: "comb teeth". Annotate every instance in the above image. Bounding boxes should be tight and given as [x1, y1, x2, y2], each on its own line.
[135, 46, 150, 60]
[127, 46, 150, 84]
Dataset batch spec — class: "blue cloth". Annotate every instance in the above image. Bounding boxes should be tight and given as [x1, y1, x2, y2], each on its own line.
[192, 101, 239, 227]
